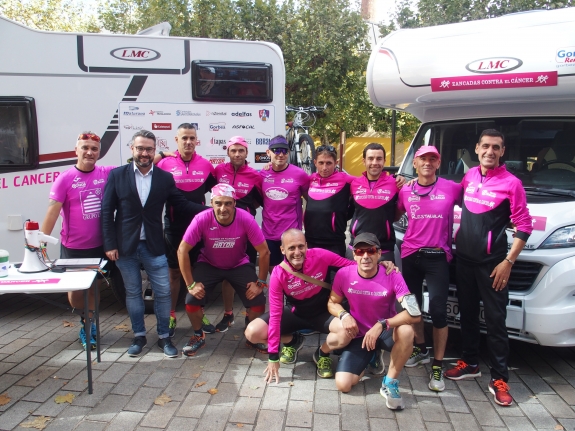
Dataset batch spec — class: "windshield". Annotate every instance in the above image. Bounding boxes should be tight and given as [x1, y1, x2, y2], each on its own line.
[400, 118, 575, 191]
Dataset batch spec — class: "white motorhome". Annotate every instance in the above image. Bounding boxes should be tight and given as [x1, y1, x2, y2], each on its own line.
[367, 8, 575, 346]
[0, 17, 284, 260]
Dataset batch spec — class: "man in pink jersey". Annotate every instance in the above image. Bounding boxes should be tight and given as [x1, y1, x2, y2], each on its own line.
[41, 131, 114, 350]
[327, 232, 419, 410]
[156, 123, 216, 337]
[396, 146, 462, 392]
[214, 136, 264, 334]
[245, 228, 355, 382]
[260, 136, 310, 271]
[177, 184, 270, 357]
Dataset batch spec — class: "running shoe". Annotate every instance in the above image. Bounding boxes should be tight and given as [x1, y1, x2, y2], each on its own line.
[215, 313, 235, 332]
[279, 332, 304, 364]
[313, 347, 333, 378]
[79, 325, 96, 351]
[489, 379, 513, 406]
[429, 365, 445, 392]
[202, 315, 216, 334]
[443, 360, 481, 381]
[127, 336, 147, 357]
[368, 349, 385, 375]
[182, 332, 206, 357]
[298, 329, 320, 336]
[168, 315, 177, 338]
[380, 377, 405, 410]
[404, 346, 430, 367]
[245, 340, 268, 354]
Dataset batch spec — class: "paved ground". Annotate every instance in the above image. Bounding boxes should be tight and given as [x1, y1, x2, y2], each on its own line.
[1, 285, 575, 431]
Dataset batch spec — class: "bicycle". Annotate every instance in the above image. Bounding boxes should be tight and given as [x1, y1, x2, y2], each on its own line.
[285, 105, 326, 175]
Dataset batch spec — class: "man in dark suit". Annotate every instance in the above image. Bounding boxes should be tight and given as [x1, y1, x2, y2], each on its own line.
[102, 130, 205, 358]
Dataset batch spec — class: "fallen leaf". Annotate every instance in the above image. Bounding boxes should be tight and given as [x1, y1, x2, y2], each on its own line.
[154, 394, 171, 406]
[288, 382, 294, 386]
[20, 416, 51, 430]
[192, 373, 201, 378]
[236, 424, 244, 428]
[195, 381, 207, 388]
[208, 388, 218, 395]
[113, 324, 130, 332]
[241, 311, 248, 316]
[54, 393, 75, 404]
[0, 393, 11, 406]
[62, 320, 75, 327]
[555, 425, 564, 430]
[233, 335, 240, 340]
[250, 386, 259, 390]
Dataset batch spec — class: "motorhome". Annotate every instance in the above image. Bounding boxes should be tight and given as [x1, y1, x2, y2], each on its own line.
[367, 8, 575, 346]
[0, 16, 284, 307]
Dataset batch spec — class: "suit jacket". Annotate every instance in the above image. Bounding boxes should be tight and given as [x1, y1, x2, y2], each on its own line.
[102, 163, 206, 257]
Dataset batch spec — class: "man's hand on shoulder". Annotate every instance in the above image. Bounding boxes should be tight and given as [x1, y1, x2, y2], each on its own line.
[380, 260, 399, 275]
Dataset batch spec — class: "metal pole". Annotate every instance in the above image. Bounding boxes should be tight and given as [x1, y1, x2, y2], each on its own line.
[339, 130, 345, 171]
[391, 110, 397, 166]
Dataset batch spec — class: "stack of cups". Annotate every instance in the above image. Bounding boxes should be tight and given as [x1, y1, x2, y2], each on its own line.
[0, 249, 8, 278]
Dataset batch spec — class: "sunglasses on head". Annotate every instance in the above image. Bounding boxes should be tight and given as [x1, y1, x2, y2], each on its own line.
[353, 247, 379, 256]
[317, 145, 336, 153]
[78, 133, 101, 143]
[271, 148, 288, 155]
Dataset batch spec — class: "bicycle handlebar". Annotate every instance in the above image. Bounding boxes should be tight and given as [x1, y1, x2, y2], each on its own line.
[285, 104, 327, 113]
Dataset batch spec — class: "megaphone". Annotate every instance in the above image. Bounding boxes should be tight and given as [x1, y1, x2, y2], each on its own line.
[18, 221, 59, 273]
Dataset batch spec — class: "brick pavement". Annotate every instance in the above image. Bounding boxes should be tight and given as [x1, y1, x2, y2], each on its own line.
[1, 286, 574, 431]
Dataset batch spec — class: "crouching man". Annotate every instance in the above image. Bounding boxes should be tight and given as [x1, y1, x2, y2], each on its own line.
[327, 232, 421, 410]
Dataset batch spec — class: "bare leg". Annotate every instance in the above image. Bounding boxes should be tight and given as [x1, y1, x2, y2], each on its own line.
[412, 319, 425, 345]
[433, 326, 448, 361]
[69, 281, 97, 317]
[335, 370, 364, 393]
[187, 308, 203, 332]
[325, 317, 353, 351]
[387, 325, 415, 379]
[244, 319, 296, 345]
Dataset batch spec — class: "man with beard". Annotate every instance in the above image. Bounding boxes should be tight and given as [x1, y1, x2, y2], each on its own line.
[102, 130, 206, 358]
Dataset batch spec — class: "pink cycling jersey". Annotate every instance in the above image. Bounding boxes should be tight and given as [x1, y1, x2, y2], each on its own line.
[49, 165, 114, 249]
[215, 162, 263, 215]
[260, 164, 310, 241]
[182, 208, 265, 269]
[332, 266, 411, 338]
[267, 248, 354, 356]
[397, 177, 463, 262]
[456, 165, 532, 263]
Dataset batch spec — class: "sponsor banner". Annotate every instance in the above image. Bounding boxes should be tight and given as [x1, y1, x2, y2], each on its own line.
[119, 103, 275, 165]
[255, 152, 271, 163]
[431, 71, 558, 92]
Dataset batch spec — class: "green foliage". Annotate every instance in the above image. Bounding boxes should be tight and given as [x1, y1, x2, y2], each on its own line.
[0, 0, 100, 32]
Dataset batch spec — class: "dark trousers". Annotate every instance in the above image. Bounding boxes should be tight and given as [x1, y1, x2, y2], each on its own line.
[457, 258, 509, 382]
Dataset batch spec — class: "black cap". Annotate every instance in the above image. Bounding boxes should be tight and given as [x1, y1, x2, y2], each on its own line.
[352, 232, 380, 248]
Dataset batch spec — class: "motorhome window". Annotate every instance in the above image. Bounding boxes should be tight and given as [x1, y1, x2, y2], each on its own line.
[0, 97, 38, 171]
[400, 118, 575, 191]
[192, 61, 272, 103]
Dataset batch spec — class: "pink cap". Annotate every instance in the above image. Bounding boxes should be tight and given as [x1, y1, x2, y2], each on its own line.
[227, 136, 248, 148]
[211, 183, 236, 199]
[414, 146, 440, 158]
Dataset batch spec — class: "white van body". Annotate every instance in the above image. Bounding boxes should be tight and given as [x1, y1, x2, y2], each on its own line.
[367, 8, 575, 346]
[0, 17, 284, 260]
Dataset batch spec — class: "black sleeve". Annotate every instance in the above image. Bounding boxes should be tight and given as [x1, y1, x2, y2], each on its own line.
[204, 173, 218, 192]
[166, 175, 209, 216]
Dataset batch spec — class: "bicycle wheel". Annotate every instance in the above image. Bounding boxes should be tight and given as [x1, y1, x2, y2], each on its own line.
[298, 134, 316, 174]
[286, 129, 298, 165]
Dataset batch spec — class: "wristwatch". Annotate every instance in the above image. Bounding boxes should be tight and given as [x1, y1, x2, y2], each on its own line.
[378, 318, 389, 331]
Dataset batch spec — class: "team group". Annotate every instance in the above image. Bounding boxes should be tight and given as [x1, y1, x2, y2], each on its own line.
[41, 123, 532, 410]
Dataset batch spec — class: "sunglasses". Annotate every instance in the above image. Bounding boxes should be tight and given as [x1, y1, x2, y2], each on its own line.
[134, 146, 156, 153]
[353, 247, 379, 256]
[78, 133, 101, 142]
[317, 145, 336, 153]
[271, 148, 288, 155]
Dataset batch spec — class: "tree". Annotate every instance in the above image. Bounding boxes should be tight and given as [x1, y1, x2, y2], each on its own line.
[0, 0, 100, 32]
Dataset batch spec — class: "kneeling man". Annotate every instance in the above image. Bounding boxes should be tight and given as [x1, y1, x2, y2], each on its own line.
[327, 233, 420, 410]
[178, 184, 270, 356]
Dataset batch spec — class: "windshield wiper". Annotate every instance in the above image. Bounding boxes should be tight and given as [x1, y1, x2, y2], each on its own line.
[524, 187, 575, 198]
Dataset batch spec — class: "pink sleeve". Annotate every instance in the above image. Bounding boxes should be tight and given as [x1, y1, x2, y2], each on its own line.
[182, 212, 204, 247]
[246, 217, 266, 246]
[324, 249, 356, 269]
[509, 179, 533, 237]
[453, 181, 464, 207]
[331, 268, 346, 298]
[392, 272, 411, 299]
[397, 187, 406, 213]
[267, 268, 285, 357]
[299, 171, 310, 194]
[49, 171, 68, 203]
